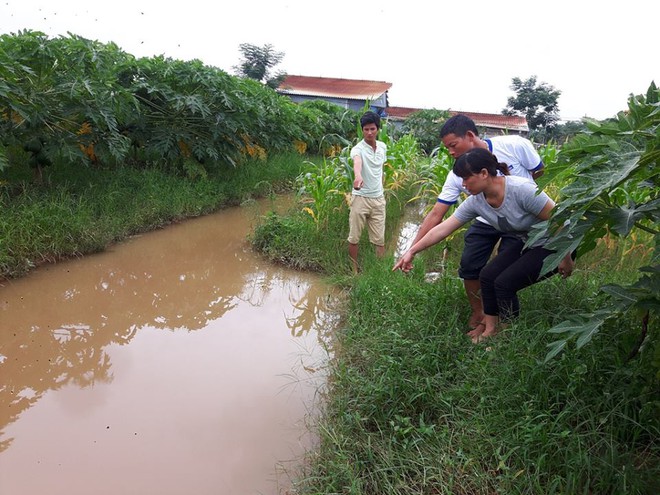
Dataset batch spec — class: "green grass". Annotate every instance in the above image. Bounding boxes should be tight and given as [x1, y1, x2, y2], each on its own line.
[295, 249, 659, 494]
[253, 199, 658, 494]
[0, 152, 310, 279]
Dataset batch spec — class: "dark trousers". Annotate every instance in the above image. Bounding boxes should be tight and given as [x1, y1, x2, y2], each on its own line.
[479, 241, 557, 322]
[458, 221, 523, 280]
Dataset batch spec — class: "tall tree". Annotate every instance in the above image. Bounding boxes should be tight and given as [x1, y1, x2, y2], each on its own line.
[502, 76, 561, 134]
[233, 43, 286, 88]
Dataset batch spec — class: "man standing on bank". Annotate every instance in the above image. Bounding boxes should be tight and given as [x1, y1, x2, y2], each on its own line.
[409, 114, 544, 331]
[348, 111, 387, 274]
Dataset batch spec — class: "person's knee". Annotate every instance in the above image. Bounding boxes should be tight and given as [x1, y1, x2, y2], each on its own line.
[459, 251, 486, 279]
[478, 265, 498, 286]
[459, 265, 481, 280]
[493, 277, 509, 295]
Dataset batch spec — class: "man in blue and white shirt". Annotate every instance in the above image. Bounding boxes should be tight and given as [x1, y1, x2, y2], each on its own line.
[409, 114, 544, 331]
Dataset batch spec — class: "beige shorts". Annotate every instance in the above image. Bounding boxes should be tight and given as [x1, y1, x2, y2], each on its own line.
[347, 195, 386, 246]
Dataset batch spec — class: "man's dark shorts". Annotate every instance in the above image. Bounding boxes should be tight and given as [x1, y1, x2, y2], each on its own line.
[458, 221, 522, 280]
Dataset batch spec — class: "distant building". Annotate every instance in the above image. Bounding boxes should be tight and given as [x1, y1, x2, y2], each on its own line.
[277, 75, 392, 114]
[386, 107, 529, 137]
[276, 75, 528, 136]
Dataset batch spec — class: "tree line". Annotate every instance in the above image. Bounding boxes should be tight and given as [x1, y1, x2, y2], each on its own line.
[0, 31, 360, 179]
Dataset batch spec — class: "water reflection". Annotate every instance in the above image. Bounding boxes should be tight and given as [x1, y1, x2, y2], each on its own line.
[393, 202, 426, 258]
[0, 199, 340, 494]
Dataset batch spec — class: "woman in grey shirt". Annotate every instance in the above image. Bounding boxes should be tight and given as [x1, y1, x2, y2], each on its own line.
[394, 148, 575, 343]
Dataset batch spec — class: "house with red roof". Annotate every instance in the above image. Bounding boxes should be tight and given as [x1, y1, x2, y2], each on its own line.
[277, 75, 528, 136]
[277, 75, 392, 113]
[386, 107, 529, 137]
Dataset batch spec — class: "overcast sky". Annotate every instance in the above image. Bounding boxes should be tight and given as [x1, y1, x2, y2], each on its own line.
[2, 0, 657, 122]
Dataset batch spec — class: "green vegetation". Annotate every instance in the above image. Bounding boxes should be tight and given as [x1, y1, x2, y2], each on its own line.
[253, 86, 658, 494]
[297, 243, 658, 494]
[399, 109, 451, 155]
[0, 152, 307, 279]
[233, 42, 286, 89]
[0, 30, 359, 176]
[503, 75, 561, 139]
[533, 82, 659, 362]
[0, 30, 361, 279]
[1, 28, 657, 495]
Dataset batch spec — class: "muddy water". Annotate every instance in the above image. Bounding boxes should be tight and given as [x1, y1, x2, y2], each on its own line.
[0, 198, 340, 495]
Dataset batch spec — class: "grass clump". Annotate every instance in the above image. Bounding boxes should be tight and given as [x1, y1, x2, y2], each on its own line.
[0, 152, 308, 279]
[245, 142, 658, 493]
[295, 251, 659, 494]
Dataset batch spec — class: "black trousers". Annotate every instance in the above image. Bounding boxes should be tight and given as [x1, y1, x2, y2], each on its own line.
[479, 240, 558, 322]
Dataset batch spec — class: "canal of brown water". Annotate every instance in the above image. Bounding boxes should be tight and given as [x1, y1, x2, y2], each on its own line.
[0, 198, 340, 495]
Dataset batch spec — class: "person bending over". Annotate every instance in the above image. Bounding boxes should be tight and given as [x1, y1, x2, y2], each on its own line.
[394, 148, 574, 343]
[410, 114, 544, 332]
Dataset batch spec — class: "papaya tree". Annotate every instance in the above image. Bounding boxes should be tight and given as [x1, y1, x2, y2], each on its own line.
[0, 30, 135, 174]
[527, 82, 659, 362]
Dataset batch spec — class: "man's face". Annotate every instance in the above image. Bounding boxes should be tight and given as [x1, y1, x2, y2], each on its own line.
[441, 132, 475, 158]
[362, 123, 379, 145]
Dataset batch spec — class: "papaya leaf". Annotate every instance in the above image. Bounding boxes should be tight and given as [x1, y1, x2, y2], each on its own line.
[575, 319, 605, 348]
[538, 219, 595, 275]
[601, 284, 642, 309]
[563, 152, 641, 201]
[646, 81, 659, 104]
[544, 339, 568, 363]
[608, 205, 641, 236]
[544, 315, 607, 362]
[547, 317, 592, 335]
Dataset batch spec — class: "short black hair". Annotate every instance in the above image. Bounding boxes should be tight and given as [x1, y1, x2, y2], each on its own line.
[440, 114, 478, 138]
[360, 111, 381, 129]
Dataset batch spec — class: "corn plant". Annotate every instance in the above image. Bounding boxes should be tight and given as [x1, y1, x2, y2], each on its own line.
[296, 153, 352, 228]
[408, 144, 453, 213]
[383, 133, 420, 193]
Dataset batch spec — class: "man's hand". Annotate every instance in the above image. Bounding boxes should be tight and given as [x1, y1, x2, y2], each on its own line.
[558, 255, 575, 279]
[393, 251, 414, 273]
[353, 176, 364, 190]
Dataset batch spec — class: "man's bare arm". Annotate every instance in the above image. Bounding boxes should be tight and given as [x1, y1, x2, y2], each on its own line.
[410, 201, 452, 246]
[353, 155, 364, 189]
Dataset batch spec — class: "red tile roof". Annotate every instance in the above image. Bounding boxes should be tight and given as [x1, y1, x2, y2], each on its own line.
[386, 107, 528, 132]
[278, 75, 392, 100]
[385, 106, 422, 118]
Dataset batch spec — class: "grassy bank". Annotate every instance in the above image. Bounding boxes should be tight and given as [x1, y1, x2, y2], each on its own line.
[253, 198, 659, 493]
[301, 244, 658, 494]
[0, 152, 308, 280]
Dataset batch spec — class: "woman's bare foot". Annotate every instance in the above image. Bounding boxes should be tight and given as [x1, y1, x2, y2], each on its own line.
[467, 321, 485, 339]
[471, 315, 499, 343]
[468, 312, 485, 330]
[473, 328, 497, 343]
